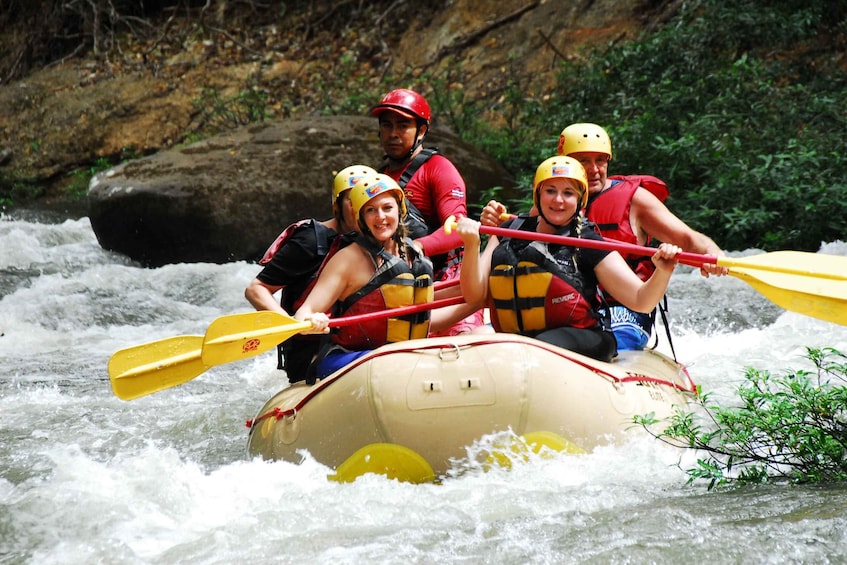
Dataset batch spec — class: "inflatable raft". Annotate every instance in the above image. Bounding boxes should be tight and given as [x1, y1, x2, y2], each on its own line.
[246, 333, 696, 482]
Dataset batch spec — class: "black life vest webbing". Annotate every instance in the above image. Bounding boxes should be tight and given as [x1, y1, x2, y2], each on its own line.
[386, 147, 440, 236]
[648, 296, 678, 362]
[383, 147, 464, 276]
[397, 147, 438, 189]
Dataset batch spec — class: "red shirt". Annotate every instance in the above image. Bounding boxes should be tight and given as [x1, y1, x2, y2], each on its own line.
[383, 153, 467, 257]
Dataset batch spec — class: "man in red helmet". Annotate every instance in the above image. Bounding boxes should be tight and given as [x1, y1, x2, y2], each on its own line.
[370, 88, 484, 335]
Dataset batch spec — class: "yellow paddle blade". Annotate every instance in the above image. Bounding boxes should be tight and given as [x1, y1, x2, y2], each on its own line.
[719, 250, 847, 281]
[729, 267, 847, 326]
[201, 311, 313, 367]
[328, 443, 436, 484]
[706, 251, 847, 326]
[108, 335, 208, 400]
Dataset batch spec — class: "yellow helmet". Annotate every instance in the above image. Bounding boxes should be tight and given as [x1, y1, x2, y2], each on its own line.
[557, 123, 612, 159]
[349, 173, 407, 222]
[332, 165, 379, 204]
[533, 156, 589, 210]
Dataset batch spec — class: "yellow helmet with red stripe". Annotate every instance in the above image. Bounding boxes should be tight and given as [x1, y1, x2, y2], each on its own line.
[349, 174, 407, 222]
[533, 156, 589, 210]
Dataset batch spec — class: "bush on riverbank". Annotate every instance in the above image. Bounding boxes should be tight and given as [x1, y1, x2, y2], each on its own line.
[454, 0, 847, 252]
[636, 347, 847, 488]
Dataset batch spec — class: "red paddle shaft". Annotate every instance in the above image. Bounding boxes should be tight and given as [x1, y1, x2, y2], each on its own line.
[326, 295, 466, 328]
[474, 224, 715, 270]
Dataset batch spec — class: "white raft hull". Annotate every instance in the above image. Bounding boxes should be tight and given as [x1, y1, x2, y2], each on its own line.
[247, 333, 695, 480]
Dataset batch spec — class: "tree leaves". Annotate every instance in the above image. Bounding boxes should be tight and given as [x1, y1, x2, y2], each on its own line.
[639, 347, 847, 488]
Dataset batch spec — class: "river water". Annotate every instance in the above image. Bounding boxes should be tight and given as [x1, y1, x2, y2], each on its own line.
[2, 211, 846, 564]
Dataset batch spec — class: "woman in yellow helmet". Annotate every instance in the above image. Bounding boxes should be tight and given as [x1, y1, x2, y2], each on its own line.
[455, 156, 682, 362]
[295, 174, 475, 377]
[244, 165, 373, 383]
[481, 123, 726, 351]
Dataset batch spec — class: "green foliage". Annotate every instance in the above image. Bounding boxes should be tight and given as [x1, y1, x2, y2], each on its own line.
[428, 58, 554, 174]
[7, 0, 847, 253]
[66, 157, 114, 198]
[190, 86, 270, 138]
[55, 146, 141, 205]
[312, 49, 383, 117]
[0, 178, 44, 210]
[304, 0, 847, 252]
[452, 0, 847, 252]
[637, 347, 847, 488]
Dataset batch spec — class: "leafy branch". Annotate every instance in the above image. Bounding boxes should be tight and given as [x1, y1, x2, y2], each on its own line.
[635, 347, 847, 489]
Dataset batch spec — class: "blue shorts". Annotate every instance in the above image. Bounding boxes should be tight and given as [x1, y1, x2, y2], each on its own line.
[316, 349, 371, 379]
[606, 306, 652, 351]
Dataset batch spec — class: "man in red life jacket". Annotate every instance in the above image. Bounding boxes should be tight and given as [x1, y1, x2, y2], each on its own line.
[243, 165, 371, 383]
[370, 88, 485, 336]
[481, 123, 727, 350]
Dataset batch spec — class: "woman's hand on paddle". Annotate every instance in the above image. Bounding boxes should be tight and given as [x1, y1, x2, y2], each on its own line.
[454, 216, 481, 247]
[651, 243, 682, 273]
[304, 312, 331, 334]
[700, 251, 730, 277]
[480, 200, 507, 227]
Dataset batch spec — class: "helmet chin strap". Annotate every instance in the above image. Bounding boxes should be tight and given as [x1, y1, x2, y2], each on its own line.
[538, 211, 576, 234]
[385, 126, 426, 165]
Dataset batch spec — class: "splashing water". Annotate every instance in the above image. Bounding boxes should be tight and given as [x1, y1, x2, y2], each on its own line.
[2, 212, 846, 563]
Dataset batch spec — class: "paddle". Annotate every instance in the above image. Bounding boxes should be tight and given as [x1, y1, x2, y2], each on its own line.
[202, 294, 466, 366]
[108, 295, 466, 400]
[445, 216, 847, 326]
[108, 335, 208, 401]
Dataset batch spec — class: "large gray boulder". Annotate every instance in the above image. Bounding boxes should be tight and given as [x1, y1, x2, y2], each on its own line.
[88, 116, 516, 267]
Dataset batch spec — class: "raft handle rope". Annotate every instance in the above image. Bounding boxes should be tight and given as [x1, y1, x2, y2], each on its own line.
[438, 343, 462, 361]
[246, 406, 297, 428]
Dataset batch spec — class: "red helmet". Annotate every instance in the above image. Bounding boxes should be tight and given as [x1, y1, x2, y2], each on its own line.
[369, 89, 431, 124]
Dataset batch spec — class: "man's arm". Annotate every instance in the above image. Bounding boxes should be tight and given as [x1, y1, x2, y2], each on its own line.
[631, 187, 727, 276]
[412, 155, 466, 256]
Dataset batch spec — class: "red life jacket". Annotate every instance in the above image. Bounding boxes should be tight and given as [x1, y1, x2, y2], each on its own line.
[259, 219, 330, 265]
[257, 219, 342, 376]
[332, 235, 434, 350]
[487, 216, 601, 334]
[587, 175, 668, 282]
[258, 218, 337, 314]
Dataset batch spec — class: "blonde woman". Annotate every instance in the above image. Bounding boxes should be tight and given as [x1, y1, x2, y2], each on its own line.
[455, 156, 681, 362]
[295, 174, 475, 377]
